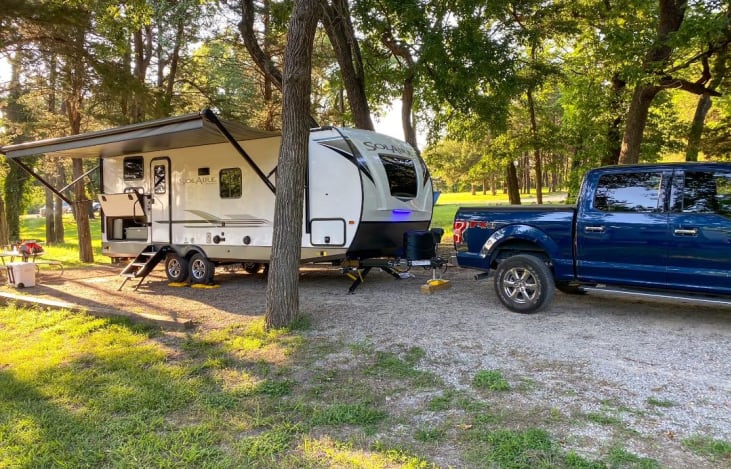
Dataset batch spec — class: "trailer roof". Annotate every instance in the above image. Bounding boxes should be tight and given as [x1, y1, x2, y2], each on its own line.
[0, 110, 278, 160]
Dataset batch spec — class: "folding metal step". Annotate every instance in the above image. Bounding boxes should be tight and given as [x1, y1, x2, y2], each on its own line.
[118, 245, 168, 291]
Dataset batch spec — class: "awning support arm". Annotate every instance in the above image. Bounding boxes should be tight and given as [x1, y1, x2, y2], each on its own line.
[7, 158, 73, 205]
[60, 164, 99, 194]
[202, 108, 276, 194]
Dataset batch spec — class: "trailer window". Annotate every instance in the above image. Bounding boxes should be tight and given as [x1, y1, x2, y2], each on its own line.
[220, 168, 242, 198]
[153, 164, 166, 194]
[123, 156, 144, 180]
[379, 154, 417, 198]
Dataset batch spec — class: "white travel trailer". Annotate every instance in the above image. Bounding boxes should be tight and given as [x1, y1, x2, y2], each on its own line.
[2, 110, 437, 287]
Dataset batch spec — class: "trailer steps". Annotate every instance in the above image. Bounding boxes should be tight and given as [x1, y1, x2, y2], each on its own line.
[118, 245, 168, 291]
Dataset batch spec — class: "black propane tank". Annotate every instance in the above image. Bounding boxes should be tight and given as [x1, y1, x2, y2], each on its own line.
[403, 230, 437, 260]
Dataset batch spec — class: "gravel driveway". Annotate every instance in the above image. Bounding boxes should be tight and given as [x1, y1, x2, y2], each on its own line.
[4, 260, 730, 466]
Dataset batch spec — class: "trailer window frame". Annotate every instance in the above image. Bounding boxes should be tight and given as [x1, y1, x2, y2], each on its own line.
[123, 156, 144, 180]
[220, 167, 242, 199]
[378, 153, 418, 199]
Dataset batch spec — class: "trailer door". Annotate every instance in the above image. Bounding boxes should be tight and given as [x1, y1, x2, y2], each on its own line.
[149, 157, 172, 243]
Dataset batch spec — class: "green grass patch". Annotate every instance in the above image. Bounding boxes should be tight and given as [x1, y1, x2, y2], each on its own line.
[586, 412, 623, 426]
[366, 347, 441, 387]
[310, 402, 387, 426]
[472, 370, 511, 391]
[465, 428, 605, 468]
[682, 435, 731, 460]
[645, 396, 675, 408]
[606, 446, 662, 468]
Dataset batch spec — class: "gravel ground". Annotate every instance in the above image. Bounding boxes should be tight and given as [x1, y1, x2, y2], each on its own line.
[3, 259, 730, 467]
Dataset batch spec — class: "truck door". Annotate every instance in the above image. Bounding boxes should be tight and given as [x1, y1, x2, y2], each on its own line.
[576, 169, 671, 286]
[666, 168, 731, 294]
[149, 157, 172, 243]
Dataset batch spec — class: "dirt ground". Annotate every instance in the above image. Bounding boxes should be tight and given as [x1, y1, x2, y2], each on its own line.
[2, 260, 730, 467]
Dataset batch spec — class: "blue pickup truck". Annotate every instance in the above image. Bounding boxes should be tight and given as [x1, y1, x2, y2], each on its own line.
[453, 163, 731, 313]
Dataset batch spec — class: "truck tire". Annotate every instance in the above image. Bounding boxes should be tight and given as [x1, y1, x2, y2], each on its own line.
[189, 252, 215, 284]
[165, 253, 189, 282]
[243, 262, 261, 274]
[494, 254, 555, 313]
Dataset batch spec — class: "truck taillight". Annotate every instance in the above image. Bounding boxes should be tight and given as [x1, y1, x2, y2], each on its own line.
[453, 220, 468, 245]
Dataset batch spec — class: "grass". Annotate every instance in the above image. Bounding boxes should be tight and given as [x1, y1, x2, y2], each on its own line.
[16, 214, 104, 267]
[431, 190, 568, 240]
[3, 304, 726, 467]
[472, 370, 511, 392]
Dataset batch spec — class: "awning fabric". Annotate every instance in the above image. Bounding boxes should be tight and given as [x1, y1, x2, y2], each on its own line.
[0, 111, 278, 160]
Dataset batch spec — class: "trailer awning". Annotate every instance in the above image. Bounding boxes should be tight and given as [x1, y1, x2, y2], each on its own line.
[0, 109, 279, 160]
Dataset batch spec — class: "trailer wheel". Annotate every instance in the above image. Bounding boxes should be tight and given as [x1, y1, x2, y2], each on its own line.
[494, 254, 554, 313]
[189, 252, 215, 284]
[165, 253, 189, 282]
[243, 262, 261, 274]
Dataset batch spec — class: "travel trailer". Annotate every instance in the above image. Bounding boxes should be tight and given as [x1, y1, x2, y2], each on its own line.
[1, 110, 437, 287]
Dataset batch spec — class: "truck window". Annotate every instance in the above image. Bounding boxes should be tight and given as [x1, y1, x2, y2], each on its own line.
[379, 154, 417, 198]
[153, 164, 166, 194]
[673, 170, 731, 217]
[593, 172, 664, 213]
[220, 168, 242, 199]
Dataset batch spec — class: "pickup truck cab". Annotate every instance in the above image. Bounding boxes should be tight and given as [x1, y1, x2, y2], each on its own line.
[453, 163, 731, 313]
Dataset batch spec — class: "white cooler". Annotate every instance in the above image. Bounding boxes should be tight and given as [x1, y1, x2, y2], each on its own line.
[6, 262, 36, 288]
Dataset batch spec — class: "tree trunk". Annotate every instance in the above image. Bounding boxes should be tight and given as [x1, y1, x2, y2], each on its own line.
[0, 195, 8, 247]
[64, 40, 94, 263]
[527, 89, 543, 204]
[265, 0, 319, 329]
[320, 0, 374, 130]
[4, 48, 30, 242]
[381, 29, 418, 147]
[72, 158, 94, 262]
[506, 161, 521, 205]
[618, 0, 687, 164]
[603, 73, 626, 166]
[686, 43, 727, 161]
[618, 85, 662, 164]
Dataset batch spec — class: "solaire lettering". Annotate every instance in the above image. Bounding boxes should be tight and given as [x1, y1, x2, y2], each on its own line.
[182, 176, 218, 184]
[363, 141, 411, 155]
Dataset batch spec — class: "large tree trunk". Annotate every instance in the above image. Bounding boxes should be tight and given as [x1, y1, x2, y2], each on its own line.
[618, 85, 662, 164]
[381, 30, 418, 149]
[64, 38, 94, 263]
[265, 0, 319, 329]
[320, 0, 374, 130]
[603, 73, 626, 166]
[618, 0, 687, 164]
[686, 44, 728, 161]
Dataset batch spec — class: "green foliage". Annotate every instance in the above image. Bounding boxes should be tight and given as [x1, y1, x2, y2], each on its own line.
[682, 435, 731, 460]
[472, 370, 511, 392]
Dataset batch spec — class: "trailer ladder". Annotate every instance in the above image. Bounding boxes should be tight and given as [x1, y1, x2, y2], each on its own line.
[118, 245, 168, 291]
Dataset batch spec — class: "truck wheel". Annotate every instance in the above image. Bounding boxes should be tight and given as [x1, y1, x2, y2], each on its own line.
[189, 252, 215, 284]
[243, 262, 261, 274]
[165, 253, 189, 282]
[494, 254, 554, 313]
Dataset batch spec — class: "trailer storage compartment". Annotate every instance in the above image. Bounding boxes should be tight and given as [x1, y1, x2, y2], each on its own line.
[124, 226, 148, 240]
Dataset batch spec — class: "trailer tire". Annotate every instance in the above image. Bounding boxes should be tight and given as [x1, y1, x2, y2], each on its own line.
[189, 252, 215, 284]
[243, 262, 261, 274]
[165, 253, 189, 282]
[494, 254, 554, 314]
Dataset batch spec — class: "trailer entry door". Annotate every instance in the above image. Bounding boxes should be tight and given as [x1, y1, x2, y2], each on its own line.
[149, 157, 172, 243]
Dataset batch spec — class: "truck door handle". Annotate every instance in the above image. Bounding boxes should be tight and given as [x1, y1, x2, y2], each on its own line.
[674, 228, 698, 236]
[584, 226, 605, 233]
